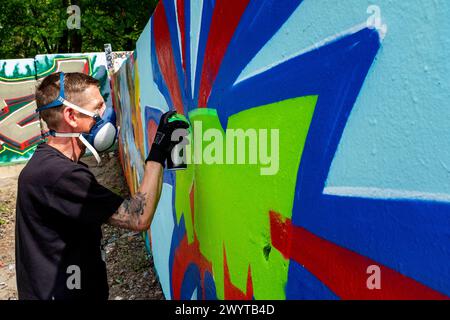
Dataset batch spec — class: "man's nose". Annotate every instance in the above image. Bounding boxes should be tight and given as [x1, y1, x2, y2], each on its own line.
[98, 104, 106, 117]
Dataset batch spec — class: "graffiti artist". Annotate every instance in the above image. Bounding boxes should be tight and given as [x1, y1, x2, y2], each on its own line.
[15, 72, 189, 300]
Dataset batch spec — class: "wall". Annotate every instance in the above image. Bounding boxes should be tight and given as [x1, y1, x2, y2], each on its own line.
[112, 0, 450, 299]
[0, 53, 113, 165]
[0, 59, 38, 165]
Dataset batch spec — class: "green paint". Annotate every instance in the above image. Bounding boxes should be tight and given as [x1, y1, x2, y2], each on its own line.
[175, 96, 317, 299]
[0, 146, 38, 165]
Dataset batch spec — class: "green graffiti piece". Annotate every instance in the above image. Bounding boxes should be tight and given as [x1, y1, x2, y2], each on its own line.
[0, 146, 37, 166]
[175, 95, 318, 299]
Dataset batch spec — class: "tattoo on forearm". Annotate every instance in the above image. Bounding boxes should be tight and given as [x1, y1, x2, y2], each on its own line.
[109, 192, 147, 230]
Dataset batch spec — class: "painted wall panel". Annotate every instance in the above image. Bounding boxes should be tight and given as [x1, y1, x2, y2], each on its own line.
[112, 0, 450, 299]
[0, 59, 38, 165]
[0, 53, 116, 165]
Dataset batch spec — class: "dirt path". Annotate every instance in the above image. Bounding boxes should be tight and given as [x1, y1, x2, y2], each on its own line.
[0, 165, 20, 300]
[0, 150, 164, 300]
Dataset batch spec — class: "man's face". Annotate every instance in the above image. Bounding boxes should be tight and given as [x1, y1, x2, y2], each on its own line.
[64, 85, 106, 154]
[72, 85, 106, 133]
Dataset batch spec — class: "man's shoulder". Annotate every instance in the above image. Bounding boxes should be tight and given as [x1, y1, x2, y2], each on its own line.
[19, 143, 89, 187]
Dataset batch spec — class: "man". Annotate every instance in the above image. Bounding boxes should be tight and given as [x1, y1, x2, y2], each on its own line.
[15, 72, 188, 300]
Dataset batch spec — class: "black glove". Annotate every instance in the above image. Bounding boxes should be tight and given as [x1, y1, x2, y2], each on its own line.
[146, 111, 190, 166]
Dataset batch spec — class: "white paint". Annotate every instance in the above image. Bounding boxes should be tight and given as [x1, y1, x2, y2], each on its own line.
[323, 186, 450, 203]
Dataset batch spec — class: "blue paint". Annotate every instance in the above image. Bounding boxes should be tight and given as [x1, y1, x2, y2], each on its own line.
[204, 271, 217, 300]
[180, 264, 202, 300]
[188, 0, 203, 103]
[208, 0, 303, 127]
[286, 261, 339, 300]
[161, 0, 190, 112]
[215, 27, 380, 130]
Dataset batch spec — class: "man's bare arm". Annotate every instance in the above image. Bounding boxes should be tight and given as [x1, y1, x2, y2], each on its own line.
[108, 161, 163, 231]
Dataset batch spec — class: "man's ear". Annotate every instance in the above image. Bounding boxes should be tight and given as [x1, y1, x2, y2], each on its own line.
[62, 107, 79, 129]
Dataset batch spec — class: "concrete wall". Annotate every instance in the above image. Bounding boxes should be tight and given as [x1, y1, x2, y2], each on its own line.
[0, 53, 113, 165]
[113, 0, 450, 299]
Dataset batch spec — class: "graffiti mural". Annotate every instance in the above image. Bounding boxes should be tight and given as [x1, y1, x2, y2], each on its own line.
[113, 0, 450, 299]
[0, 53, 114, 165]
[0, 59, 39, 165]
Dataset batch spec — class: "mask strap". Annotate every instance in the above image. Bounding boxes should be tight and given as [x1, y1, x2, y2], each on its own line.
[35, 72, 98, 119]
[79, 134, 101, 164]
[46, 130, 102, 164]
[61, 99, 97, 118]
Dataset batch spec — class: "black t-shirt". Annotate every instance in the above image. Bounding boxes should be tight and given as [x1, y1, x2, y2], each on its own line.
[15, 143, 124, 300]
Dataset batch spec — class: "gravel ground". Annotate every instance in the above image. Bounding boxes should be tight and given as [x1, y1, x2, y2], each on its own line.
[0, 149, 164, 300]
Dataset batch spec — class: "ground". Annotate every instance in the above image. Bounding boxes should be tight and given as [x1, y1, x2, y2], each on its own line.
[0, 150, 164, 300]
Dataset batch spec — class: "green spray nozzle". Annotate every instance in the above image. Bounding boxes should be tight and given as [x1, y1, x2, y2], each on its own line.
[167, 112, 190, 171]
[168, 113, 189, 124]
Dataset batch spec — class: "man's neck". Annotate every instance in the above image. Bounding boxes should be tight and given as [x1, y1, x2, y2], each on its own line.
[47, 136, 83, 162]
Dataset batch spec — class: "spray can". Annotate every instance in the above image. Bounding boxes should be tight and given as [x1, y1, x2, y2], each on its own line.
[166, 113, 190, 170]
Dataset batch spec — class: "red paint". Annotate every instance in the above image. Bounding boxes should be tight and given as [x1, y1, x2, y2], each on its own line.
[223, 247, 253, 300]
[176, 0, 186, 71]
[146, 119, 158, 146]
[83, 61, 89, 74]
[171, 227, 254, 300]
[269, 211, 449, 300]
[0, 107, 8, 117]
[172, 234, 213, 300]
[198, 0, 251, 107]
[154, 3, 184, 114]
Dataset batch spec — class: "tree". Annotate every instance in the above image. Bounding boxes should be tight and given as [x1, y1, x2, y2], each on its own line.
[0, 0, 158, 59]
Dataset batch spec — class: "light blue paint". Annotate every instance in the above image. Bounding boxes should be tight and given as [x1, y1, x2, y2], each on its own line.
[190, 0, 204, 97]
[150, 183, 175, 300]
[136, 18, 170, 156]
[191, 287, 198, 300]
[237, 0, 450, 196]
[136, 19, 169, 113]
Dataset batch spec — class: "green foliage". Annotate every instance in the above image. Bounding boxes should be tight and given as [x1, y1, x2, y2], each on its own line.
[0, 0, 158, 59]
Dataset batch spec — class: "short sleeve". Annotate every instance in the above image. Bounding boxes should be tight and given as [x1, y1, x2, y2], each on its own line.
[49, 166, 124, 225]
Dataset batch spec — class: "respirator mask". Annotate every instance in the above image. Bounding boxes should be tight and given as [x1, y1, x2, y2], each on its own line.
[35, 72, 118, 164]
